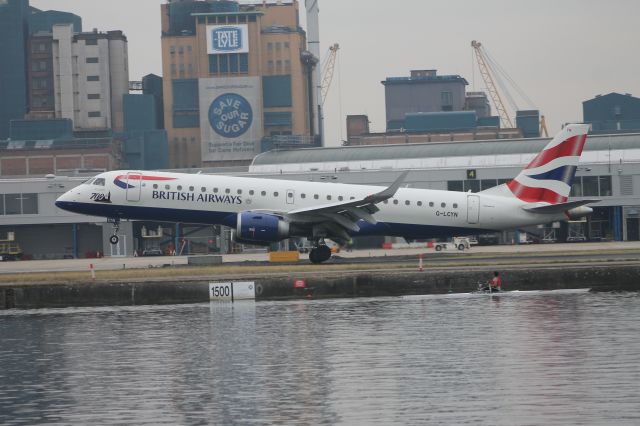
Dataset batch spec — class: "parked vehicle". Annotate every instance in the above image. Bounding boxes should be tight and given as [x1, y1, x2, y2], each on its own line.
[434, 237, 471, 252]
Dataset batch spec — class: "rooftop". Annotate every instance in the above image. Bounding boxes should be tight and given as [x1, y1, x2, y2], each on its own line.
[251, 132, 640, 166]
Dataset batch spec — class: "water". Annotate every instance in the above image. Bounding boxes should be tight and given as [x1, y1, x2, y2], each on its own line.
[1, 291, 640, 425]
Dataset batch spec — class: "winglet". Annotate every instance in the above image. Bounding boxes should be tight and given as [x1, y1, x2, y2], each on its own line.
[365, 170, 409, 203]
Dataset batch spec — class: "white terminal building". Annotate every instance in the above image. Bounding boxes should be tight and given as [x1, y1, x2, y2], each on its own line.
[1, 132, 640, 259]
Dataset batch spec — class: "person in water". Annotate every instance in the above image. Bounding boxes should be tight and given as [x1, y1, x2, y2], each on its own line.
[480, 271, 502, 292]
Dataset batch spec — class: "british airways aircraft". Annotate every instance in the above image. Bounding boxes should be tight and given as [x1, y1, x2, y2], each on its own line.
[56, 124, 598, 263]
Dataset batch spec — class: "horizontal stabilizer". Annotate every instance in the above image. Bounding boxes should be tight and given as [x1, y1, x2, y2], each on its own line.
[522, 199, 600, 214]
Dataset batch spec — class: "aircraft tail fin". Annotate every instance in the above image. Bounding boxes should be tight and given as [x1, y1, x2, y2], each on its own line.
[499, 123, 590, 204]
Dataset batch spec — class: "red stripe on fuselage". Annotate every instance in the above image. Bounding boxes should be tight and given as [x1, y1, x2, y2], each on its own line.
[525, 135, 587, 170]
[507, 180, 567, 204]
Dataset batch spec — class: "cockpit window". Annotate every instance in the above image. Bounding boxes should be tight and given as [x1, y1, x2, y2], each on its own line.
[93, 178, 106, 186]
[83, 178, 95, 185]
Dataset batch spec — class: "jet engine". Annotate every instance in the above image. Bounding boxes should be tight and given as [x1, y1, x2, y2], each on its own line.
[565, 205, 593, 220]
[235, 212, 290, 245]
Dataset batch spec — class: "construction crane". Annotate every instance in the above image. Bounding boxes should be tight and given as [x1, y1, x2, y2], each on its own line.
[471, 40, 549, 135]
[540, 115, 549, 137]
[320, 43, 339, 106]
[471, 40, 514, 128]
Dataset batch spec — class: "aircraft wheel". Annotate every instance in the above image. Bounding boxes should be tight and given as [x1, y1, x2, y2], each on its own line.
[457, 244, 465, 251]
[109, 235, 119, 245]
[309, 245, 332, 264]
[309, 249, 320, 264]
[435, 245, 443, 252]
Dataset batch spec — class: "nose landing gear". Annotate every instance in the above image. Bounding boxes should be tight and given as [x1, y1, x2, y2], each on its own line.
[108, 218, 120, 245]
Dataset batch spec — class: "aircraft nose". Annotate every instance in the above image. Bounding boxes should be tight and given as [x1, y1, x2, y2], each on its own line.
[55, 190, 77, 211]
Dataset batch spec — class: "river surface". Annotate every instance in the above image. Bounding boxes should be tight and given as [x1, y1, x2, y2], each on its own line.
[1, 291, 639, 425]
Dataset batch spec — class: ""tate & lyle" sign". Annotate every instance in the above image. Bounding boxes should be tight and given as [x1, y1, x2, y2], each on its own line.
[207, 25, 249, 55]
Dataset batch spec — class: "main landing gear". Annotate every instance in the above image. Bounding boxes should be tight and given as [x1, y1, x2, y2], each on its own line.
[309, 240, 332, 264]
[109, 218, 120, 245]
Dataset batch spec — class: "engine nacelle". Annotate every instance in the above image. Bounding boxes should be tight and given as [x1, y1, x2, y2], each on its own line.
[566, 205, 593, 220]
[235, 212, 290, 245]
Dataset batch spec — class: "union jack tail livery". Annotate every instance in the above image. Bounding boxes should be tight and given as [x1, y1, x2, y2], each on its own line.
[507, 123, 590, 204]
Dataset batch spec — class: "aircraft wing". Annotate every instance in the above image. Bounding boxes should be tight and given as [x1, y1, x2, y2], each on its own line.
[283, 171, 409, 242]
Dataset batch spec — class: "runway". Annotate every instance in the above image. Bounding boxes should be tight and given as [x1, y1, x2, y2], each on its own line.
[1, 241, 639, 275]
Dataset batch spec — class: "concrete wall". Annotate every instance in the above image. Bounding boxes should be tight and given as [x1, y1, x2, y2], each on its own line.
[2, 264, 639, 309]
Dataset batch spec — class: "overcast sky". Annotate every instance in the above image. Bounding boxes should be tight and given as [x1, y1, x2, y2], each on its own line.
[31, 0, 640, 146]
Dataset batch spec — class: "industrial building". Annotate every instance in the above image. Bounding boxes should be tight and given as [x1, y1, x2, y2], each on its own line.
[1, 2, 130, 135]
[0, 0, 30, 140]
[48, 25, 129, 133]
[0, 0, 168, 177]
[584, 92, 640, 134]
[160, 0, 315, 169]
[345, 68, 547, 147]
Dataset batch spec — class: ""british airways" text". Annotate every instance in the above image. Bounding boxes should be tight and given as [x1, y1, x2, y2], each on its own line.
[152, 191, 242, 205]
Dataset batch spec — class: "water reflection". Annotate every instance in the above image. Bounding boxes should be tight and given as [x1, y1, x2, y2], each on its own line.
[1, 293, 640, 425]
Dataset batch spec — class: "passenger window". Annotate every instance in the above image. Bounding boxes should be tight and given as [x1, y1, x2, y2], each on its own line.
[213, 188, 218, 193]
[405, 200, 410, 205]
[301, 193, 306, 199]
[288, 192, 293, 198]
[393, 199, 399, 205]
[327, 195, 332, 200]
[314, 194, 319, 199]
[417, 201, 423, 207]
[249, 190, 254, 195]
[153, 184, 158, 189]
[225, 188, 230, 194]
[383, 200, 388, 204]
[177, 185, 183, 191]
[189, 186, 194, 191]
[429, 202, 434, 207]
[237, 189, 242, 195]
[338, 196, 343, 201]
[453, 203, 458, 209]
[350, 196, 355, 200]
[165, 185, 170, 190]
[441, 202, 446, 208]
[261, 191, 266, 196]
[201, 187, 206, 192]
[274, 192, 279, 197]
[93, 178, 105, 186]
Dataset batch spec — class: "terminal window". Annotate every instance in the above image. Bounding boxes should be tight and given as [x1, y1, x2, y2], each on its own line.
[0, 193, 38, 215]
[447, 179, 509, 193]
[571, 175, 612, 197]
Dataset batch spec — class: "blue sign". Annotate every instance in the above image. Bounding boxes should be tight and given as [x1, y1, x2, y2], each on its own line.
[211, 26, 243, 52]
[208, 93, 253, 138]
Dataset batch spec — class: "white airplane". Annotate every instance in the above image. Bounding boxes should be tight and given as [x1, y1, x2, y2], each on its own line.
[56, 124, 598, 263]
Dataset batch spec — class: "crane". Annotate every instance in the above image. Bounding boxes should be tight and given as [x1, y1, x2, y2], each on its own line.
[471, 40, 514, 128]
[471, 40, 548, 134]
[320, 43, 339, 106]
